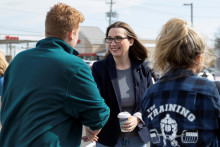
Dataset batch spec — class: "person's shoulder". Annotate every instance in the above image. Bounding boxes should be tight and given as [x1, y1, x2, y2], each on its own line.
[69, 56, 88, 68]
[10, 48, 35, 63]
[193, 75, 215, 86]
[138, 60, 153, 73]
[53, 53, 88, 72]
[132, 59, 150, 68]
[92, 58, 109, 68]
[214, 80, 220, 86]
[143, 61, 152, 69]
[16, 48, 35, 56]
[188, 76, 219, 96]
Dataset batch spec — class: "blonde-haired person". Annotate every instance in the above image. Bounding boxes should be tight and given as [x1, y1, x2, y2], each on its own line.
[88, 21, 154, 147]
[0, 51, 8, 95]
[0, 3, 110, 147]
[0, 51, 8, 131]
[142, 18, 220, 147]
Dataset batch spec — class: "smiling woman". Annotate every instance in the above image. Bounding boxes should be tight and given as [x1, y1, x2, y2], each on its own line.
[86, 21, 154, 147]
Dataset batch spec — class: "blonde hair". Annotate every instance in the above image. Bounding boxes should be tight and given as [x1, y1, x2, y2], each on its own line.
[0, 51, 8, 76]
[45, 3, 84, 39]
[104, 21, 149, 61]
[153, 18, 206, 74]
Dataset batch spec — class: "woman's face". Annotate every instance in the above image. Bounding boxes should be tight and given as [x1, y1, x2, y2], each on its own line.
[107, 28, 133, 58]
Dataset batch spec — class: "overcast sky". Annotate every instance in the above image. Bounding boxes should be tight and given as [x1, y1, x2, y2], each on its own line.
[1, 0, 220, 47]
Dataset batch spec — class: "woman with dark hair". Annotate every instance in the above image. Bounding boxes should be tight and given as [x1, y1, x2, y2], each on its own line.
[91, 21, 153, 147]
[142, 18, 220, 147]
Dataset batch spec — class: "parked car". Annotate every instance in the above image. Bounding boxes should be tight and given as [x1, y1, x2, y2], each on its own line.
[83, 60, 96, 69]
[197, 69, 215, 81]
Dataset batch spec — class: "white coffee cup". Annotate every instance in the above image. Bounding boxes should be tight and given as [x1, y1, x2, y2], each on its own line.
[117, 111, 131, 132]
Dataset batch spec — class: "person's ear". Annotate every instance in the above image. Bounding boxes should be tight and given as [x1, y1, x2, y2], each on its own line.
[68, 30, 75, 40]
[193, 53, 204, 74]
[129, 38, 134, 46]
[196, 54, 203, 65]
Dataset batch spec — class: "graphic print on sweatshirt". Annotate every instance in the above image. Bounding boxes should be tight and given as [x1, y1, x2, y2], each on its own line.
[146, 104, 198, 147]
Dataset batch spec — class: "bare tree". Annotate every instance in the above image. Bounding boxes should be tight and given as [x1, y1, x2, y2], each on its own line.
[214, 29, 220, 76]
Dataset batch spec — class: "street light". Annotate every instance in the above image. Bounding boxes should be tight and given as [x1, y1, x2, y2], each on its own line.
[183, 3, 193, 26]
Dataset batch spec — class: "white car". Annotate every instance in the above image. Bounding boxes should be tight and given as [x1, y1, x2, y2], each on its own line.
[83, 60, 96, 69]
[197, 70, 215, 81]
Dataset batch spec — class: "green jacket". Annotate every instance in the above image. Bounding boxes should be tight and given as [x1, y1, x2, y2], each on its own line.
[0, 37, 110, 147]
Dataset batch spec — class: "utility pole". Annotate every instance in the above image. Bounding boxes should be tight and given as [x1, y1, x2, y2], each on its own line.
[106, 0, 116, 25]
[109, 0, 113, 25]
[183, 3, 193, 26]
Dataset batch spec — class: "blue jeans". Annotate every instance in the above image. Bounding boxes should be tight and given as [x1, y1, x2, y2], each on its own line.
[96, 136, 147, 147]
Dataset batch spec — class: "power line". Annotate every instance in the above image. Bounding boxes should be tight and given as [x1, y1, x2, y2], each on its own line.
[0, 7, 41, 14]
[0, 27, 43, 35]
[116, 4, 220, 20]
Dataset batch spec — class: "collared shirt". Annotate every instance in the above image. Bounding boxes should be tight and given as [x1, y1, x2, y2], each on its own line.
[142, 68, 220, 147]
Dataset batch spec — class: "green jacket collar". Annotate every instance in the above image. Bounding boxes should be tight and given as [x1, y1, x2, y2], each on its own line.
[36, 37, 79, 55]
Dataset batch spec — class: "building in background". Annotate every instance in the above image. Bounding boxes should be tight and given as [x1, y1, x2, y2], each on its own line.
[76, 26, 106, 60]
[0, 35, 39, 62]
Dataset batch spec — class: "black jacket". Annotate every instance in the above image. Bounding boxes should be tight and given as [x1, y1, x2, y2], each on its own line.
[92, 55, 153, 146]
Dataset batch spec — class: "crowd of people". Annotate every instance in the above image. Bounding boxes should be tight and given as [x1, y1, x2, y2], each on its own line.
[0, 2, 219, 147]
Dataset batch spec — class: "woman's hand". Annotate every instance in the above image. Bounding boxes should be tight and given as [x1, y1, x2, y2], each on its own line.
[120, 116, 140, 132]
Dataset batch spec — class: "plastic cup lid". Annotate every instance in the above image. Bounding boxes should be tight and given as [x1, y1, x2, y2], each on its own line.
[117, 111, 131, 118]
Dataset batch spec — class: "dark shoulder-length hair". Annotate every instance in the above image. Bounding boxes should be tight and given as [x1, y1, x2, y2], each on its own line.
[104, 21, 149, 61]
